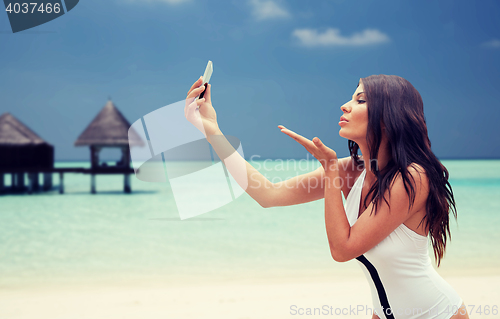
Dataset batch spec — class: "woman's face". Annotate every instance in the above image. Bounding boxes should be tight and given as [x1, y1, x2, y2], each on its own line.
[338, 80, 369, 143]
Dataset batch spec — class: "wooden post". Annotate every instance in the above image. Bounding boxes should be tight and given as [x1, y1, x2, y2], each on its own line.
[123, 146, 131, 168]
[43, 173, 52, 191]
[11, 173, 15, 191]
[91, 146, 101, 169]
[124, 174, 131, 193]
[123, 146, 131, 193]
[91, 146, 96, 169]
[91, 174, 96, 194]
[33, 172, 39, 191]
[28, 173, 34, 194]
[59, 172, 64, 194]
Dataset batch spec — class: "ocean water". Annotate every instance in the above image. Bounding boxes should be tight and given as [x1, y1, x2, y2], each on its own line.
[0, 159, 499, 288]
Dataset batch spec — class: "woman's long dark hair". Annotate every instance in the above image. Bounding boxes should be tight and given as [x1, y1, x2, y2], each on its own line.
[349, 74, 457, 267]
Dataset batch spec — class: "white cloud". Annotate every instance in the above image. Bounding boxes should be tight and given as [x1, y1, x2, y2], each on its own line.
[291, 28, 390, 47]
[249, 0, 290, 20]
[481, 39, 500, 48]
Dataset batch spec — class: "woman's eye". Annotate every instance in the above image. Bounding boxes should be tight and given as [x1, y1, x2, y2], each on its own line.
[357, 99, 366, 104]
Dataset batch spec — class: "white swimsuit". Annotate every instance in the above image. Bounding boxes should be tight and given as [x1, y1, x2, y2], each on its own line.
[344, 169, 463, 319]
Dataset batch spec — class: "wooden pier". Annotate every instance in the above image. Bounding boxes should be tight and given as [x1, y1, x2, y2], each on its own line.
[0, 167, 134, 194]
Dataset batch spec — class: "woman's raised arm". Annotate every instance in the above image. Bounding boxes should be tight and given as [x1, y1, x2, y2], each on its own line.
[267, 156, 356, 207]
[184, 78, 355, 208]
[207, 131, 355, 208]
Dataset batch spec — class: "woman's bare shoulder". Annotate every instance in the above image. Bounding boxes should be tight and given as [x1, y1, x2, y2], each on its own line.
[389, 163, 430, 210]
[403, 163, 429, 188]
[408, 162, 426, 175]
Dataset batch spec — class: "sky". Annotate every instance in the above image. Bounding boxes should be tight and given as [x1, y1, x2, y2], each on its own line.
[1, 0, 499, 161]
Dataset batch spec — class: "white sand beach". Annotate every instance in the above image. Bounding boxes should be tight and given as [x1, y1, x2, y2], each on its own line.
[1, 275, 498, 319]
[2, 160, 499, 319]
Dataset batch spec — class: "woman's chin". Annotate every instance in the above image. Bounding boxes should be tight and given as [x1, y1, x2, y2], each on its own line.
[338, 129, 348, 139]
[339, 129, 360, 142]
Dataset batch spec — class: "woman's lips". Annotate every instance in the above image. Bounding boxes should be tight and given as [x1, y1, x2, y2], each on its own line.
[339, 116, 348, 126]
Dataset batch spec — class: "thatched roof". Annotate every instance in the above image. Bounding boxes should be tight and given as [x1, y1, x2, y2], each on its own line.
[0, 113, 52, 146]
[75, 100, 144, 147]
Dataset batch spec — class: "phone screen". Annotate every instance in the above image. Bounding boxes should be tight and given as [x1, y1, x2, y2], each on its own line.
[198, 60, 213, 100]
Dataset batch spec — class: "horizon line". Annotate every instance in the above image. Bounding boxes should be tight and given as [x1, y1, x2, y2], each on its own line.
[54, 157, 500, 162]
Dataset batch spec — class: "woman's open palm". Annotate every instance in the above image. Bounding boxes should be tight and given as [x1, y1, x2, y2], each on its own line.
[279, 125, 338, 171]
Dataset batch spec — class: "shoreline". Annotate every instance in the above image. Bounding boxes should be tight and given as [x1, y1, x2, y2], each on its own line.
[0, 275, 498, 319]
[3, 263, 498, 290]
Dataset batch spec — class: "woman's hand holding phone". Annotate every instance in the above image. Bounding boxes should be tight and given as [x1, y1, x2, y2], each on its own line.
[185, 76, 220, 141]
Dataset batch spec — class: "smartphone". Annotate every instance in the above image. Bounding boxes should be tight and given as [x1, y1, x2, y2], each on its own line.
[197, 60, 213, 100]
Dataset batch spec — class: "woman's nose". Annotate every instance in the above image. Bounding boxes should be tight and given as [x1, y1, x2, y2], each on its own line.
[340, 101, 350, 113]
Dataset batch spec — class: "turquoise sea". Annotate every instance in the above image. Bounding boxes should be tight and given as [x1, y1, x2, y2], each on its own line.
[1, 160, 499, 289]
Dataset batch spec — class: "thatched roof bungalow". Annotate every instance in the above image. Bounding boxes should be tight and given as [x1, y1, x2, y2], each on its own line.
[74, 99, 144, 193]
[74, 99, 143, 168]
[75, 100, 143, 148]
[0, 112, 54, 170]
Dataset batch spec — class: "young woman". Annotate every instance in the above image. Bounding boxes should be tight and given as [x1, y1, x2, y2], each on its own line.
[185, 74, 469, 319]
